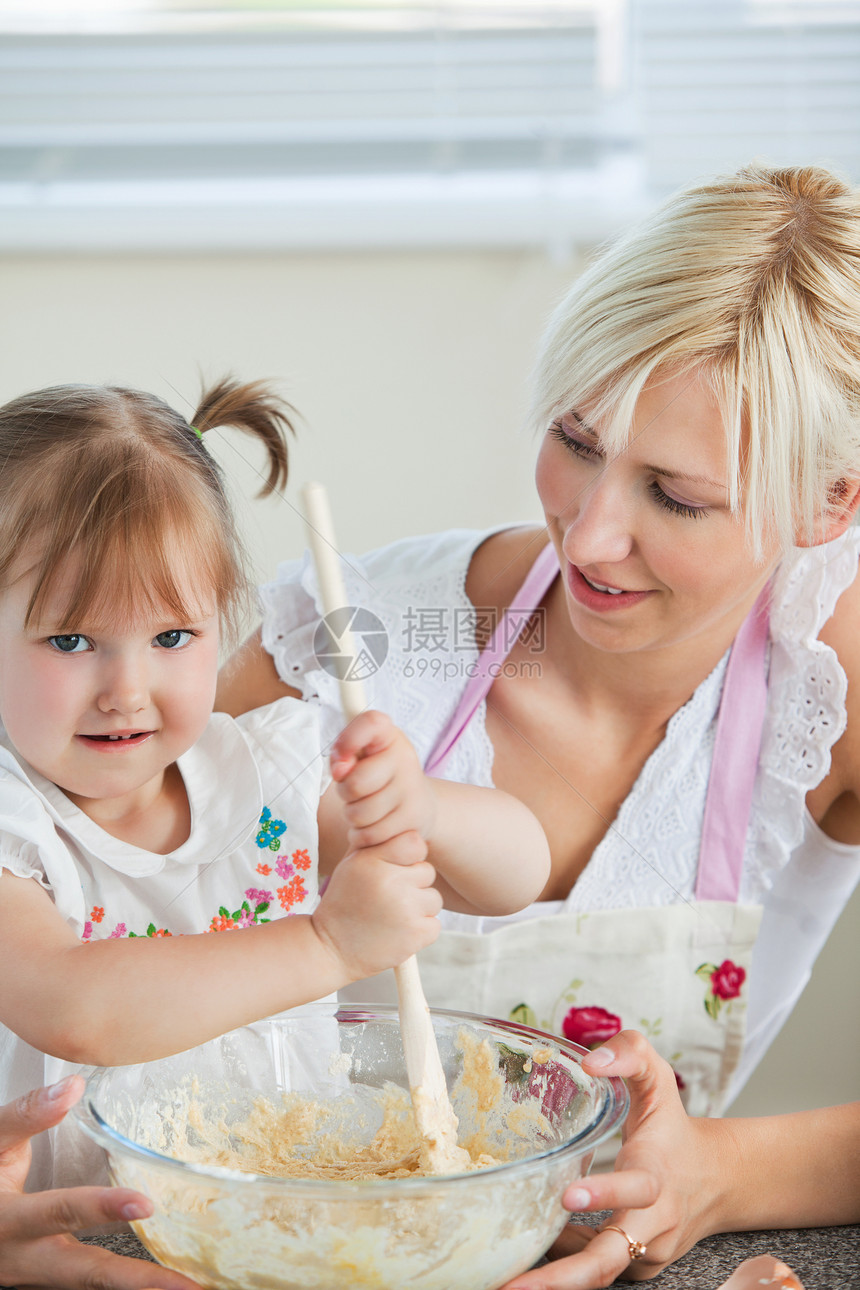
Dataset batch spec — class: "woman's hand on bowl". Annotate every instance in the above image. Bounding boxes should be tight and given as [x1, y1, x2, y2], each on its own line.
[0, 1075, 202, 1290]
[503, 1029, 725, 1287]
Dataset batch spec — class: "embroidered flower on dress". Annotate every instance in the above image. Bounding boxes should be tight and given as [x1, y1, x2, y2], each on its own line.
[209, 913, 239, 932]
[277, 875, 307, 912]
[245, 887, 273, 904]
[84, 819, 307, 944]
[256, 806, 287, 852]
[207, 895, 272, 933]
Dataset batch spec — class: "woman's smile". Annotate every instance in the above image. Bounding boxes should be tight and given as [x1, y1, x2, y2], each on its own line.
[568, 563, 654, 612]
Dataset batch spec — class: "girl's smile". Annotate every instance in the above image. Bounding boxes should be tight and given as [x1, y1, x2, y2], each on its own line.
[76, 730, 155, 749]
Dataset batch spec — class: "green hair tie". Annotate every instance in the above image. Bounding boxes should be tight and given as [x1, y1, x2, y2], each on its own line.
[191, 425, 203, 439]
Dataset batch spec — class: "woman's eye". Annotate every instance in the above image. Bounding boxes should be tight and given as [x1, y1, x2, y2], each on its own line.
[48, 634, 90, 654]
[154, 629, 193, 649]
[549, 419, 601, 459]
[649, 482, 709, 520]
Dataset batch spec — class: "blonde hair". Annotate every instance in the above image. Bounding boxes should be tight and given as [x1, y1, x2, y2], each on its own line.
[531, 164, 860, 555]
[0, 376, 295, 644]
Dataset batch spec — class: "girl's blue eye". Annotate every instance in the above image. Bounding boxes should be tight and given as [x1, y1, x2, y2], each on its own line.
[48, 634, 90, 654]
[155, 630, 193, 649]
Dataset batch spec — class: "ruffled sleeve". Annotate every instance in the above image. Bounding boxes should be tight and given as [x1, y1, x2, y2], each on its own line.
[259, 528, 505, 768]
[0, 767, 88, 926]
[744, 529, 860, 901]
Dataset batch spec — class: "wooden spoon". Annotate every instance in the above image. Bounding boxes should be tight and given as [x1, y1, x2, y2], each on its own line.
[301, 482, 469, 1173]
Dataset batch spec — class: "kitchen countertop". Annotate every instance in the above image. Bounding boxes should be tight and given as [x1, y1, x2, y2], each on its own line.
[79, 1220, 860, 1288]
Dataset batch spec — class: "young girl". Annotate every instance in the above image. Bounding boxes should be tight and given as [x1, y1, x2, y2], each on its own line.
[0, 377, 550, 1192]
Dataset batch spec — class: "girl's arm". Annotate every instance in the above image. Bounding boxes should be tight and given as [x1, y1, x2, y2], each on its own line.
[0, 834, 440, 1067]
[318, 710, 551, 915]
[502, 1031, 860, 1290]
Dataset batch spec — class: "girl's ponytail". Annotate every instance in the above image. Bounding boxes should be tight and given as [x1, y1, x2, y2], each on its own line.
[192, 376, 295, 496]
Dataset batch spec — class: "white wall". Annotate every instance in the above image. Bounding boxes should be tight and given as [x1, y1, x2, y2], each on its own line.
[1, 246, 857, 1116]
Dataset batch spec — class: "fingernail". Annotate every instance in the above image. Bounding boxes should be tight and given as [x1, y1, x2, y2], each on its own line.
[567, 1187, 591, 1210]
[585, 1046, 614, 1068]
[44, 1075, 78, 1101]
[120, 1200, 151, 1221]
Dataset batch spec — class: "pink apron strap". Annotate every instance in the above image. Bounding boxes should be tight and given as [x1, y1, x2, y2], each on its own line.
[424, 541, 559, 777]
[695, 586, 771, 902]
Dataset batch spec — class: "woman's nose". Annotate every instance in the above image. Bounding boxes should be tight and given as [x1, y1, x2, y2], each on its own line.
[561, 470, 635, 567]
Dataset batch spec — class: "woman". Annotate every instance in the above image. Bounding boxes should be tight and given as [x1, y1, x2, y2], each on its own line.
[217, 164, 860, 1280]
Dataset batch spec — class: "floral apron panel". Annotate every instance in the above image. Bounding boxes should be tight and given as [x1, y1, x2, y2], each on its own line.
[385, 545, 769, 1128]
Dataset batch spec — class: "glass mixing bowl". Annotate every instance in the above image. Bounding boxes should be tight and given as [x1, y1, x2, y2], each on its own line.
[74, 1005, 628, 1290]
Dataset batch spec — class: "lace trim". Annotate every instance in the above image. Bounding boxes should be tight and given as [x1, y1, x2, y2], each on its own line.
[746, 532, 860, 902]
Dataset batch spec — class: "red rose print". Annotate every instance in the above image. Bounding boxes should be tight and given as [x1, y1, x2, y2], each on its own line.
[561, 1005, 622, 1049]
[710, 960, 746, 1001]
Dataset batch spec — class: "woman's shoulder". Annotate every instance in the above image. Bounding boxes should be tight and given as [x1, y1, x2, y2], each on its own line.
[465, 526, 550, 615]
[815, 553, 860, 795]
[818, 553, 860, 658]
[262, 523, 534, 620]
[351, 525, 522, 593]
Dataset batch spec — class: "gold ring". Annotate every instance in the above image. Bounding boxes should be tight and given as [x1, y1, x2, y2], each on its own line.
[602, 1224, 647, 1260]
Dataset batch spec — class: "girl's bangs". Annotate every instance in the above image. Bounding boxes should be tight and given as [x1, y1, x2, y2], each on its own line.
[27, 492, 244, 635]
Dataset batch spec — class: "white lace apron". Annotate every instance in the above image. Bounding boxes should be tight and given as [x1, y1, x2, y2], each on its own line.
[345, 544, 769, 1124]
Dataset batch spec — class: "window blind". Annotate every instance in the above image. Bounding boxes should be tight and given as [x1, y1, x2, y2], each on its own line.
[0, 0, 857, 251]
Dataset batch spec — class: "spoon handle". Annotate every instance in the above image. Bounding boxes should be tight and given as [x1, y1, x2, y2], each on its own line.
[300, 482, 465, 1171]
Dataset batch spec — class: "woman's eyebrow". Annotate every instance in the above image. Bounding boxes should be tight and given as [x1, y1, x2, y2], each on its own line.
[644, 462, 726, 490]
[566, 409, 727, 492]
